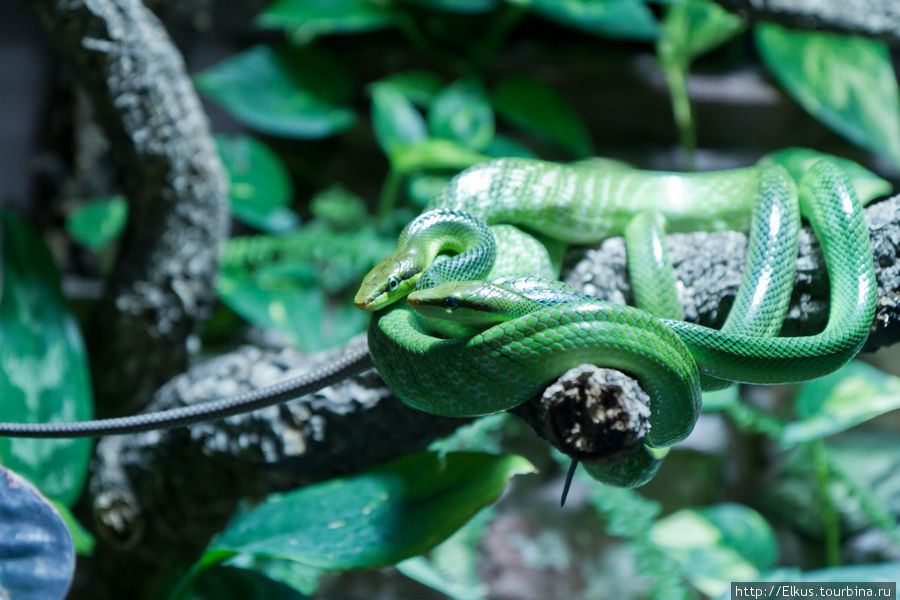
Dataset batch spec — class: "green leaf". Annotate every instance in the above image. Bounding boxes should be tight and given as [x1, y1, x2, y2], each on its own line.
[428, 80, 495, 151]
[51, 501, 96, 556]
[218, 223, 395, 350]
[371, 82, 428, 157]
[406, 173, 453, 209]
[186, 565, 310, 600]
[508, 0, 659, 41]
[755, 24, 900, 168]
[483, 134, 537, 159]
[256, 0, 394, 43]
[373, 70, 445, 107]
[309, 185, 368, 229]
[759, 147, 892, 206]
[403, 0, 500, 13]
[0, 212, 93, 506]
[65, 196, 128, 251]
[391, 139, 488, 173]
[216, 135, 298, 233]
[658, 0, 744, 64]
[781, 362, 900, 447]
[492, 75, 593, 157]
[195, 45, 355, 139]
[0, 465, 75, 600]
[194, 452, 532, 574]
[650, 503, 777, 597]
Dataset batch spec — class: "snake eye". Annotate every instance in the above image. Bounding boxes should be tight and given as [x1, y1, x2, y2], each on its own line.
[444, 297, 460, 311]
[387, 276, 399, 292]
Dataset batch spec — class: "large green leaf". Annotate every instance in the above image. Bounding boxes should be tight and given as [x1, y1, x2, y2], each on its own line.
[755, 24, 900, 168]
[216, 134, 298, 233]
[184, 452, 532, 589]
[508, 0, 659, 41]
[759, 147, 892, 205]
[370, 82, 428, 157]
[0, 465, 75, 600]
[492, 75, 593, 157]
[65, 196, 128, 251]
[0, 213, 93, 506]
[256, 0, 394, 42]
[428, 80, 495, 151]
[658, 0, 744, 64]
[781, 362, 900, 448]
[650, 503, 777, 597]
[195, 45, 355, 139]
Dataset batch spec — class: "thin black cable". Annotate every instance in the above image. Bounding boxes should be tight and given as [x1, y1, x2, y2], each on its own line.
[0, 343, 373, 438]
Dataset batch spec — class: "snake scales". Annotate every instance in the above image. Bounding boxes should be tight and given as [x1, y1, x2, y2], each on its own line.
[355, 154, 878, 486]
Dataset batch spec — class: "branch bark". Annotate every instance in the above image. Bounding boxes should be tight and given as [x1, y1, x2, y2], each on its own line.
[711, 0, 900, 44]
[28, 0, 229, 418]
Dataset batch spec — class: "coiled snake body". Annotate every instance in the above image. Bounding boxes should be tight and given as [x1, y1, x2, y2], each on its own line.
[355, 156, 877, 486]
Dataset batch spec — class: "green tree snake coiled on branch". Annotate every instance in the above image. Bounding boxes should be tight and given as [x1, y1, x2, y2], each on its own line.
[354, 156, 878, 486]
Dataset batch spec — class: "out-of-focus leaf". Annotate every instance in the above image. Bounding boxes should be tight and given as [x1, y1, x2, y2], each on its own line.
[492, 75, 593, 157]
[483, 134, 537, 159]
[65, 196, 128, 251]
[371, 83, 428, 157]
[755, 24, 900, 168]
[658, 0, 744, 64]
[571, 156, 634, 171]
[759, 147, 892, 205]
[698, 386, 739, 412]
[508, 0, 659, 41]
[309, 185, 368, 229]
[218, 223, 395, 350]
[428, 80, 494, 151]
[782, 362, 900, 448]
[256, 0, 394, 42]
[0, 465, 75, 600]
[392, 139, 488, 173]
[195, 45, 355, 139]
[0, 212, 93, 506]
[403, 0, 499, 12]
[396, 508, 494, 600]
[373, 70, 445, 107]
[186, 565, 310, 600]
[407, 173, 453, 208]
[183, 452, 533, 590]
[51, 501, 95, 556]
[216, 134, 298, 233]
[650, 503, 777, 597]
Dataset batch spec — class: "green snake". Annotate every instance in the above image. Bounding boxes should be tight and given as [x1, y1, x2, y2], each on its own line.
[354, 155, 878, 486]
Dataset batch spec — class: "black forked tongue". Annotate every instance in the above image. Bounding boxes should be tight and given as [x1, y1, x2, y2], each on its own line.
[560, 459, 579, 507]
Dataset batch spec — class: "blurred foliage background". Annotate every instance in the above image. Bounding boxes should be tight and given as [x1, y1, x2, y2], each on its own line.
[2, 0, 900, 598]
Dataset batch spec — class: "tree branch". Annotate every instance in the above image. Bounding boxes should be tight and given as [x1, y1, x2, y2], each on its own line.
[711, 0, 900, 44]
[28, 0, 229, 418]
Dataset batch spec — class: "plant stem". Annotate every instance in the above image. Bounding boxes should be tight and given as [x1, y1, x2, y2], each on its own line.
[661, 60, 696, 171]
[378, 167, 403, 221]
[811, 441, 841, 567]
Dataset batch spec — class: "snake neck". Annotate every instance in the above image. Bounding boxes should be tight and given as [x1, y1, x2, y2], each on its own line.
[412, 209, 497, 290]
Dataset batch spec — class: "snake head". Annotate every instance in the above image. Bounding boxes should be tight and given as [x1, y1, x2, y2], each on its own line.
[407, 281, 515, 329]
[354, 249, 426, 311]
